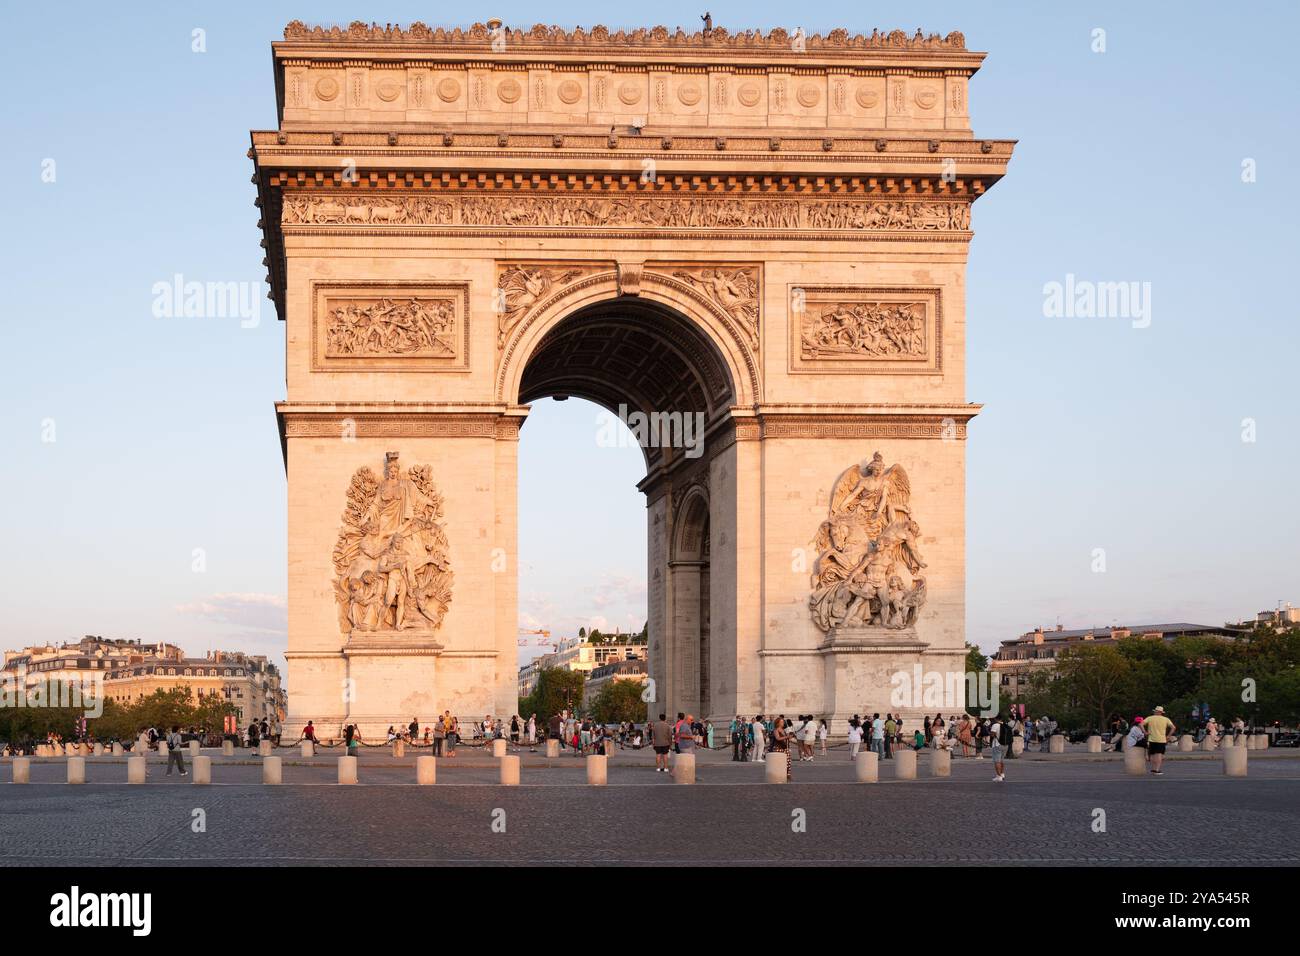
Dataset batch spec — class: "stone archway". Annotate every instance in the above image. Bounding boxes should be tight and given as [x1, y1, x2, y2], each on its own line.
[509, 289, 742, 722]
[670, 485, 711, 720]
[254, 20, 1013, 737]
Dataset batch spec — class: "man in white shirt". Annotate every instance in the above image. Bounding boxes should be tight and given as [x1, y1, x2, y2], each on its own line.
[751, 715, 766, 762]
[871, 713, 885, 758]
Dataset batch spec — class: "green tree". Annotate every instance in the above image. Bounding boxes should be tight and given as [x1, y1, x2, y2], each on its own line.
[1055, 645, 1132, 730]
[530, 667, 586, 718]
[590, 679, 647, 724]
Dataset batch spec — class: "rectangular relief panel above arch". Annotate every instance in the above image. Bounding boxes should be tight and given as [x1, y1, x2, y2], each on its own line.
[787, 284, 942, 376]
[311, 281, 471, 373]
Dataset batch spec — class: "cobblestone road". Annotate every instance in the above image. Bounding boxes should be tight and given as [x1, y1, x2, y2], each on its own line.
[2, 747, 1296, 866]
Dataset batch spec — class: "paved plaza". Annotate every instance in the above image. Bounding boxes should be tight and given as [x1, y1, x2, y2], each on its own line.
[2, 746, 1297, 866]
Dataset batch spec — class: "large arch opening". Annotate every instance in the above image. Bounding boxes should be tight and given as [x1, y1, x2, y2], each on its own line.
[515, 296, 739, 722]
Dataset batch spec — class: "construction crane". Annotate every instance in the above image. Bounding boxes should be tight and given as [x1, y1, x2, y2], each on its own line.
[517, 627, 555, 649]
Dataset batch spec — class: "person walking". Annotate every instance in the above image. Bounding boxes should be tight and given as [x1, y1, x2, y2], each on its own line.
[1143, 706, 1176, 775]
[847, 717, 863, 760]
[164, 725, 187, 777]
[731, 716, 744, 761]
[883, 714, 896, 759]
[651, 713, 673, 773]
[818, 718, 829, 756]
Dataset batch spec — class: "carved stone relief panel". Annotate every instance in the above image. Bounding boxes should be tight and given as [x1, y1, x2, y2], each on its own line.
[332, 451, 453, 636]
[788, 285, 941, 375]
[810, 452, 927, 633]
[311, 282, 470, 372]
[661, 264, 760, 350]
[494, 263, 605, 347]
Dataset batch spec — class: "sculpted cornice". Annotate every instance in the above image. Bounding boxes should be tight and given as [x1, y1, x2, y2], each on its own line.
[250, 130, 1015, 164]
[275, 403, 527, 443]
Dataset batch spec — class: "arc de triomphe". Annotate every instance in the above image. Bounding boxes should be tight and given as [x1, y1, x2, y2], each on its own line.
[250, 21, 1012, 736]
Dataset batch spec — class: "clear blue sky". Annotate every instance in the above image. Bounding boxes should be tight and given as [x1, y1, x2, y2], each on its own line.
[3, 2, 1297, 680]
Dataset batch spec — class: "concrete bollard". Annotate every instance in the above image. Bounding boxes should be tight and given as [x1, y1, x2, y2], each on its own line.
[491, 739, 507, 758]
[157, 741, 169, 757]
[393, 739, 405, 758]
[93, 743, 104, 757]
[586, 754, 607, 786]
[301, 741, 314, 758]
[1178, 734, 1194, 752]
[12, 758, 30, 784]
[1011, 737, 1024, 756]
[855, 751, 879, 782]
[765, 751, 787, 783]
[127, 756, 146, 784]
[1200, 735, 1217, 752]
[192, 756, 211, 784]
[222, 739, 234, 756]
[894, 749, 917, 780]
[111, 742, 123, 756]
[258, 740, 273, 757]
[1049, 734, 1065, 754]
[137, 734, 149, 752]
[1223, 744, 1247, 777]
[338, 756, 358, 785]
[1086, 735, 1102, 753]
[67, 757, 86, 784]
[672, 752, 695, 784]
[189, 740, 200, 756]
[1255, 735, 1269, 751]
[416, 755, 436, 785]
[930, 748, 951, 777]
[499, 754, 520, 785]
[262, 756, 282, 785]
[1124, 744, 1147, 776]
[544, 739, 559, 758]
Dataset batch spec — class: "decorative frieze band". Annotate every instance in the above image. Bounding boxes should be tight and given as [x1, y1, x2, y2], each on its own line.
[282, 192, 971, 237]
